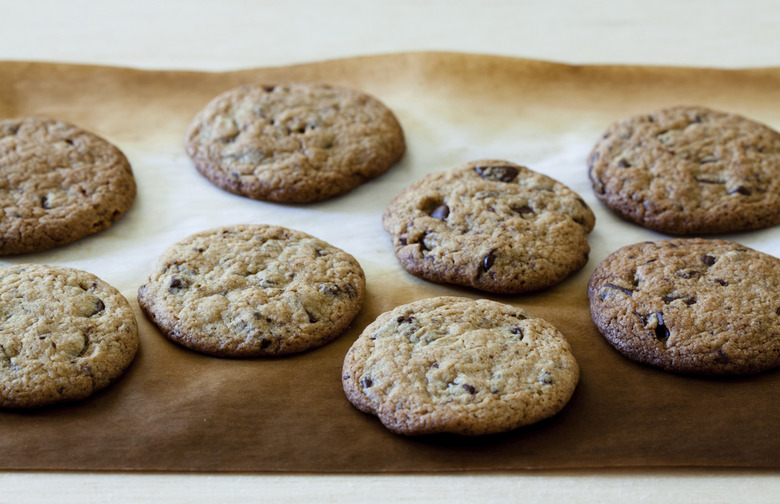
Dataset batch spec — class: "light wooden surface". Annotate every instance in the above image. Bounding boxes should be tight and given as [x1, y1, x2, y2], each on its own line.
[1, 0, 779, 501]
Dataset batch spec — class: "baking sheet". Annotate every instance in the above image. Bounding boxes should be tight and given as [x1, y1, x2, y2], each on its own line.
[0, 53, 778, 472]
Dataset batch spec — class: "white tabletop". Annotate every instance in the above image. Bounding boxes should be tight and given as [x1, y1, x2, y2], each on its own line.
[1, 0, 779, 502]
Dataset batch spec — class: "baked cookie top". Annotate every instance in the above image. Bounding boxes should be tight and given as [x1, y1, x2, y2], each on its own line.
[342, 296, 580, 436]
[382, 160, 595, 294]
[588, 105, 780, 235]
[588, 238, 780, 375]
[185, 83, 406, 203]
[0, 117, 136, 255]
[0, 264, 138, 408]
[137, 224, 365, 357]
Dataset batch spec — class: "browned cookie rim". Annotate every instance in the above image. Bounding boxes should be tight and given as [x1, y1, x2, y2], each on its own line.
[184, 82, 406, 203]
[137, 224, 366, 357]
[342, 296, 580, 436]
[588, 238, 780, 375]
[0, 263, 139, 408]
[0, 117, 136, 255]
[587, 105, 780, 235]
[382, 159, 595, 294]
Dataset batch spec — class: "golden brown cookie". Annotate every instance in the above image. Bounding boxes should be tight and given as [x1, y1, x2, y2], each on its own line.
[0, 117, 136, 255]
[185, 83, 405, 203]
[382, 160, 595, 294]
[138, 224, 365, 357]
[342, 296, 580, 436]
[587, 105, 780, 235]
[588, 238, 780, 375]
[0, 264, 138, 408]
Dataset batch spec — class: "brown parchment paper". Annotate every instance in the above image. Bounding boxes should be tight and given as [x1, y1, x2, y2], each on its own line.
[0, 53, 779, 473]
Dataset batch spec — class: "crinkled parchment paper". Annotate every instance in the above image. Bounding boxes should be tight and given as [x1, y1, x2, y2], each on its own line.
[0, 53, 778, 471]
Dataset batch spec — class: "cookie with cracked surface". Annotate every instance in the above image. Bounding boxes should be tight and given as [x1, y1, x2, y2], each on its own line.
[587, 105, 780, 235]
[382, 159, 595, 294]
[588, 238, 780, 375]
[185, 83, 405, 203]
[137, 224, 365, 357]
[0, 264, 138, 408]
[0, 117, 136, 255]
[342, 296, 580, 436]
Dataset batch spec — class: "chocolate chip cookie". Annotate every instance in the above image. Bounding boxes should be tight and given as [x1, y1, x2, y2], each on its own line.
[185, 83, 406, 203]
[0, 264, 138, 408]
[588, 105, 780, 235]
[138, 224, 365, 357]
[342, 296, 580, 436]
[588, 238, 780, 375]
[0, 117, 136, 255]
[382, 159, 596, 294]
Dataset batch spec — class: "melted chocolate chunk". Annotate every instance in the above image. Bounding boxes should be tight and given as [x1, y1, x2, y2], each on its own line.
[462, 384, 477, 394]
[729, 186, 751, 196]
[481, 250, 496, 272]
[430, 204, 450, 220]
[89, 299, 105, 316]
[511, 204, 534, 217]
[604, 283, 633, 296]
[474, 165, 519, 183]
[168, 275, 191, 293]
[662, 294, 696, 305]
[654, 312, 670, 341]
[701, 254, 717, 266]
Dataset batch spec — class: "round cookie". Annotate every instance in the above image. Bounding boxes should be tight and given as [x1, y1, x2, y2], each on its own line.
[342, 296, 580, 436]
[185, 83, 406, 203]
[588, 238, 780, 375]
[0, 117, 136, 255]
[0, 264, 138, 408]
[137, 224, 366, 357]
[382, 159, 596, 294]
[587, 105, 780, 235]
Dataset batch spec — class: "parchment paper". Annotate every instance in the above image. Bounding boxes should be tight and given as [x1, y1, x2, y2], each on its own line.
[0, 53, 778, 472]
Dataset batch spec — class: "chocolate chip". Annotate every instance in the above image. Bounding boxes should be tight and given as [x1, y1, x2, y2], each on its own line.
[604, 283, 633, 296]
[481, 250, 496, 272]
[260, 339, 272, 349]
[462, 384, 477, 394]
[618, 159, 632, 168]
[662, 294, 696, 305]
[511, 204, 534, 217]
[729, 186, 751, 196]
[361, 377, 373, 388]
[89, 299, 105, 316]
[430, 204, 449, 220]
[168, 275, 191, 293]
[654, 312, 670, 341]
[511, 327, 524, 340]
[397, 315, 415, 324]
[714, 278, 729, 286]
[714, 349, 730, 364]
[40, 195, 50, 209]
[776, 307, 780, 316]
[475, 165, 519, 183]
[263, 85, 276, 92]
[343, 284, 358, 299]
[701, 254, 717, 266]
[676, 270, 700, 279]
